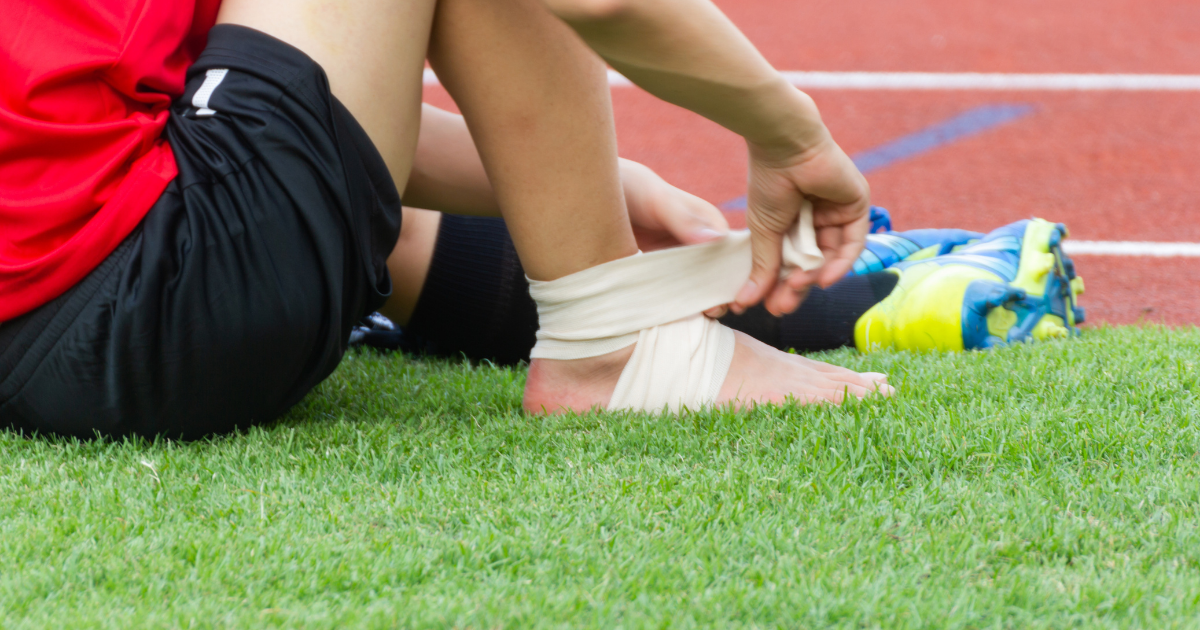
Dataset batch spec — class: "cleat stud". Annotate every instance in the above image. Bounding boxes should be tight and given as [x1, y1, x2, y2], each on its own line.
[1032, 318, 1069, 341]
[1070, 276, 1085, 296]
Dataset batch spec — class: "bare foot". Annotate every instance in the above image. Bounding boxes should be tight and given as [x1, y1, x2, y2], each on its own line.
[523, 329, 894, 414]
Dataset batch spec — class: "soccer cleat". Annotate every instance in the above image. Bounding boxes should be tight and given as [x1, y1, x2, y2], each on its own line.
[854, 218, 1085, 353]
[852, 227, 985, 275]
[349, 312, 415, 352]
[853, 205, 985, 275]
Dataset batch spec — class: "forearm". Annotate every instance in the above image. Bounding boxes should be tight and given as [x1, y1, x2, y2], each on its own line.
[403, 104, 501, 216]
[544, 0, 828, 156]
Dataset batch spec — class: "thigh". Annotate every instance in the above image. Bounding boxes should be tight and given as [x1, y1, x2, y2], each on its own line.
[0, 236, 138, 439]
[2, 180, 341, 440]
[215, 0, 437, 199]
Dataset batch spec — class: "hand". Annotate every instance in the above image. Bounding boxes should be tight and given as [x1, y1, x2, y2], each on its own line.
[735, 133, 871, 317]
[619, 159, 737, 319]
[620, 159, 729, 252]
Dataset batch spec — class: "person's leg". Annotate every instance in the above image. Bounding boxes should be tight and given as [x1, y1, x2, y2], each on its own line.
[380, 208, 441, 326]
[215, 0, 436, 196]
[427, 0, 637, 282]
[388, 211, 539, 365]
[426, 0, 890, 412]
[426, 0, 637, 409]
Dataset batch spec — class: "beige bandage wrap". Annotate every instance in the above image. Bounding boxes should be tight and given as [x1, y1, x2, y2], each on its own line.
[528, 202, 824, 412]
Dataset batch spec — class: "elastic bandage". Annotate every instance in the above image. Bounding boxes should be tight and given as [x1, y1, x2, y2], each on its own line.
[528, 203, 824, 412]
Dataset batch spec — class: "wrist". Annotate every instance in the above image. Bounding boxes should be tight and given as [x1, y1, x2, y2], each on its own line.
[742, 80, 829, 163]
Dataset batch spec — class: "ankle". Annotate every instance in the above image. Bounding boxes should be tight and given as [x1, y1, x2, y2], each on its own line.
[523, 345, 635, 414]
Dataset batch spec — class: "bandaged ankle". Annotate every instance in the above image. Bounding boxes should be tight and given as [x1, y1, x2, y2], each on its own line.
[527, 206, 823, 411]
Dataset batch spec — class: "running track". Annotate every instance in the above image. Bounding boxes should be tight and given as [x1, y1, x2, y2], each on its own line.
[424, 0, 1200, 326]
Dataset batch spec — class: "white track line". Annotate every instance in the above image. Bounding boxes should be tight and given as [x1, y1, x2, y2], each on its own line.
[1064, 241, 1200, 257]
[424, 69, 1200, 91]
[777, 72, 1200, 91]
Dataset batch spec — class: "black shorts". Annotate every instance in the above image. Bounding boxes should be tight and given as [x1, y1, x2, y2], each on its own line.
[0, 25, 402, 440]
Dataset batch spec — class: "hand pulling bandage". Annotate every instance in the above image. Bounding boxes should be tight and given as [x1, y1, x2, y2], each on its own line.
[528, 202, 824, 412]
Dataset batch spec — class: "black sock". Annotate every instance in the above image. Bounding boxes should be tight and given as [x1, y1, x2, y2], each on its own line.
[404, 214, 538, 365]
[719, 271, 898, 352]
[407, 214, 900, 363]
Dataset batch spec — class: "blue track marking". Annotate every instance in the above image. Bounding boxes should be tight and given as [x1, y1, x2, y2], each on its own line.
[720, 103, 1036, 210]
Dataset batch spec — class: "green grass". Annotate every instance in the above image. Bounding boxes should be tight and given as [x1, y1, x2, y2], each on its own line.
[2, 326, 1200, 628]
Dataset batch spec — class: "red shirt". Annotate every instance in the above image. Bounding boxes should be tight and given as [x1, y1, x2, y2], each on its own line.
[0, 0, 220, 321]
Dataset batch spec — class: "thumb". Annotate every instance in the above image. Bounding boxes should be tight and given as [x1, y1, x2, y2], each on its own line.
[662, 192, 730, 245]
[736, 222, 784, 311]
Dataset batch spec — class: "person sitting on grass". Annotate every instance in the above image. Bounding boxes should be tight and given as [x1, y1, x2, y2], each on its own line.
[2, 0, 896, 439]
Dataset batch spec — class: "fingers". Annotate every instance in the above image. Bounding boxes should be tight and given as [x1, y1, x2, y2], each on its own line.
[743, 141, 861, 313]
[743, 135, 870, 294]
[736, 223, 784, 313]
[704, 304, 730, 319]
[766, 267, 817, 315]
[622, 158, 732, 249]
[814, 211, 870, 287]
[785, 267, 819, 291]
[664, 190, 730, 245]
[762, 279, 809, 316]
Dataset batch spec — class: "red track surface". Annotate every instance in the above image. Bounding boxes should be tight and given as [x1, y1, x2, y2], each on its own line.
[425, 0, 1200, 327]
[721, 0, 1200, 74]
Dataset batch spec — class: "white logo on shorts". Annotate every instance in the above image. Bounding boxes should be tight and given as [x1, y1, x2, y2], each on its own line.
[192, 68, 230, 117]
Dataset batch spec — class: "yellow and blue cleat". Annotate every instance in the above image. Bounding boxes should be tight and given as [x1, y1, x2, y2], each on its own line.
[853, 206, 985, 274]
[853, 227, 984, 275]
[854, 218, 1085, 353]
